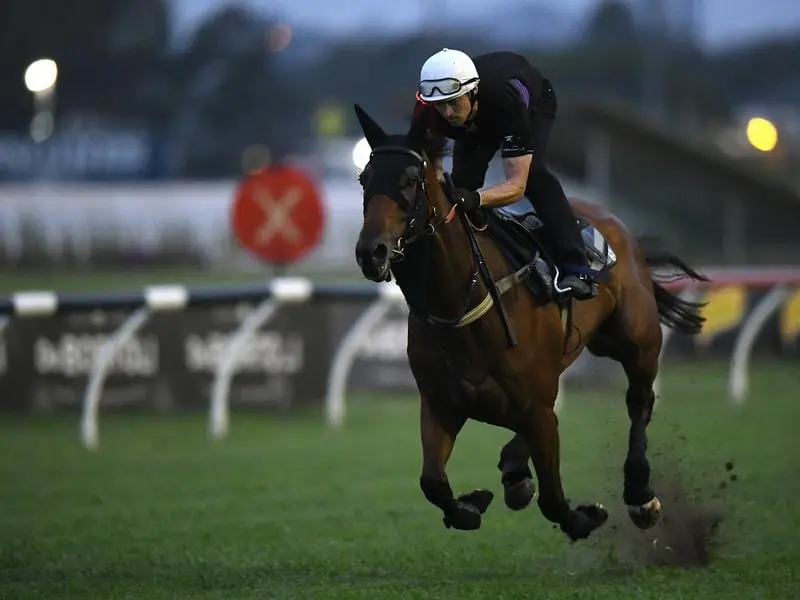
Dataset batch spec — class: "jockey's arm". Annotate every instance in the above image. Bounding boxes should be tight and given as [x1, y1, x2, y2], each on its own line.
[477, 152, 532, 207]
[476, 88, 535, 208]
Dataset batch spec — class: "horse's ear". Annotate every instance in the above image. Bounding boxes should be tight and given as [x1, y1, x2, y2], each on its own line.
[354, 104, 388, 149]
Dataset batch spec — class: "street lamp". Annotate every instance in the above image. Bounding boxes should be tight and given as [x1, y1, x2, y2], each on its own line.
[745, 116, 778, 153]
[23, 58, 59, 143]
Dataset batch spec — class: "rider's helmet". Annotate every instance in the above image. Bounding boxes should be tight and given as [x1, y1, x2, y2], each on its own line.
[417, 48, 480, 103]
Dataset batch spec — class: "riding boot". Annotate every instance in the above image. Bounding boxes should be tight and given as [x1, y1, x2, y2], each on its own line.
[530, 171, 597, 300]
[552, 246, 597, 301]
[557, 272, 596, 300]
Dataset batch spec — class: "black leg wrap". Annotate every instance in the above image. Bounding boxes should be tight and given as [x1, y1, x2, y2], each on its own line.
[623, 457, 653, 506]
[500, 462, 533, 486]
[497, 437, 532, 484]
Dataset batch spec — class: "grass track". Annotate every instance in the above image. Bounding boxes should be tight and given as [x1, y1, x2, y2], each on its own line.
[0, 268, 350, 296]
[1, 362, 798, 599]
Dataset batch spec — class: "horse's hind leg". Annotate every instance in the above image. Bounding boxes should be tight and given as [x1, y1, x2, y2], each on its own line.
[419, 394, 493, 531]
[595, 295, 663, 529]
[619, 339, 662, 529]
[497, 435, 536, 510]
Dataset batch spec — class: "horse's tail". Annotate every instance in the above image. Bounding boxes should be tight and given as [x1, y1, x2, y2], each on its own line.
[637, 235, 709, 336]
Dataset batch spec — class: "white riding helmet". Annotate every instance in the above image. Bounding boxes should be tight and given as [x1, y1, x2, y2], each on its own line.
[418, 48, 480, 103]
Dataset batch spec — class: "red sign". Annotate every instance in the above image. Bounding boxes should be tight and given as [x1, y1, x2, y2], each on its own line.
[231, 165, 325, 265]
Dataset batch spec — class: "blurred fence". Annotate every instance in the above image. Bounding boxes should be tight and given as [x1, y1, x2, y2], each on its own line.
[1, 174, 798, 449]
[0, 273, 798, 449]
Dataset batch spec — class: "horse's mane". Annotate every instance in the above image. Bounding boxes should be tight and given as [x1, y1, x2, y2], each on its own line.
[403, 103, 450, 165]
[418, 129, 449, 164]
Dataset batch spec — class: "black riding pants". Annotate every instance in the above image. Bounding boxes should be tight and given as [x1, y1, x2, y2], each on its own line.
[451, 114, 587, 268]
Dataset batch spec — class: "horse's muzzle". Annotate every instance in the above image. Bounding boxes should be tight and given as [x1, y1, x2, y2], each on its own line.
[355, 235, 390, 282]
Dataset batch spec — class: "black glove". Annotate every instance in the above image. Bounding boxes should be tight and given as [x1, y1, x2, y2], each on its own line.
[442, 172, 481, 212]
[450, 187, 481, 211]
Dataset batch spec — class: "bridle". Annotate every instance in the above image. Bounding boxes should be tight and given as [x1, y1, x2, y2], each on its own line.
[359, 145, 456, 262]
[358, 144, 497, 331]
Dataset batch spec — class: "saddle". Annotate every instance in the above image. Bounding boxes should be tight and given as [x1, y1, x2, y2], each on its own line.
[470, 207, 617, 303]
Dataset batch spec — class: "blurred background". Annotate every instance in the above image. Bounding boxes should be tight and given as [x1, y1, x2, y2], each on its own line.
[0, 0, 798, 275]
[0, 0, 797, 405]
[0, 3, 799, 596]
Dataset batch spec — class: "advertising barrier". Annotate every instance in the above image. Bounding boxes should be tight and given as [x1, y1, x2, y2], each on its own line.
[0, 302, 331, 414]
[0, 282, 798, 416]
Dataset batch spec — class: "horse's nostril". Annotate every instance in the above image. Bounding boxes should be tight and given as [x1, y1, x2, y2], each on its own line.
[373, 243, 388, 262]
[355, 240, 371, 263]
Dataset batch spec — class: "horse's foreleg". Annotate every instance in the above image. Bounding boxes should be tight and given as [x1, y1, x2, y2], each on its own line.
[523, 402, 608, 541]
[419, 393, 458, 515]
[419, 394, 491, 530]
[497, 434, 536, 510]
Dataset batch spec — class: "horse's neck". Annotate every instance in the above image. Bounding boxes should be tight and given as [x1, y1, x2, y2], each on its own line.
[421, 164, 476, 319]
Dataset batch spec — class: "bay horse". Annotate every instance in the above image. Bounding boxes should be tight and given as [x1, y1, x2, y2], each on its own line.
[352, 104, 707, 541]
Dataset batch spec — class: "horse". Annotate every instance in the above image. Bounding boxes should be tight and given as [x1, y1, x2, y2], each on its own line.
[352, 103, 708, 541]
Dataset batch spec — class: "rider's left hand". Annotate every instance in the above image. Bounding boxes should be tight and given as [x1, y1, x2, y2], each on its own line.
[451, 187, 481, 211]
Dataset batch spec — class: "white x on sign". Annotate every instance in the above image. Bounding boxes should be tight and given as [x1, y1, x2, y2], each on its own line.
[253, 185, 303, 247]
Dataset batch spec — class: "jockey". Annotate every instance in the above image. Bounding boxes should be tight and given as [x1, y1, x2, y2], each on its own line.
[412, 48, 597, 300]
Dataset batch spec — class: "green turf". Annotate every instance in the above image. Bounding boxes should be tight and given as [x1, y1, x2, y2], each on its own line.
[1, 362, 798, 599]
[0, 268, 358, 295]
[0, 269, 248, 294]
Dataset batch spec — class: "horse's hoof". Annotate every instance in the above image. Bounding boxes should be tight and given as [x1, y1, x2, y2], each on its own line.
[562, 503, 609, 541]
[443, 500, 483, 531]
[504, 477, 537, 511]
[627, 496, 661, 530]
[457, 489, 494, 514]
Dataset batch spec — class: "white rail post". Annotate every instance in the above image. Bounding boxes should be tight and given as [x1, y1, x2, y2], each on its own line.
[208, 277, 312, 441]
[729, 284, 791, 405]
[325, 282, 404, 428]
[80, 308, 151, 450]
[80, 285, 189, 451]
[11, 291, 59, 317]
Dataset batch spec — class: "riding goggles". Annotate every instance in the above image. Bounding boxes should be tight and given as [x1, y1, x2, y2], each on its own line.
[418, 77, 478, 99]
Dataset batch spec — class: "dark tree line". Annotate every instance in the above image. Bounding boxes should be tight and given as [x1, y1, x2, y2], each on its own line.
[0, 1, 304, 176]
[0, 0, 795, 177]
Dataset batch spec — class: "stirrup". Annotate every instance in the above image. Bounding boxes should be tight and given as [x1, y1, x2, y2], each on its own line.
[553, 267, 597, 299]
